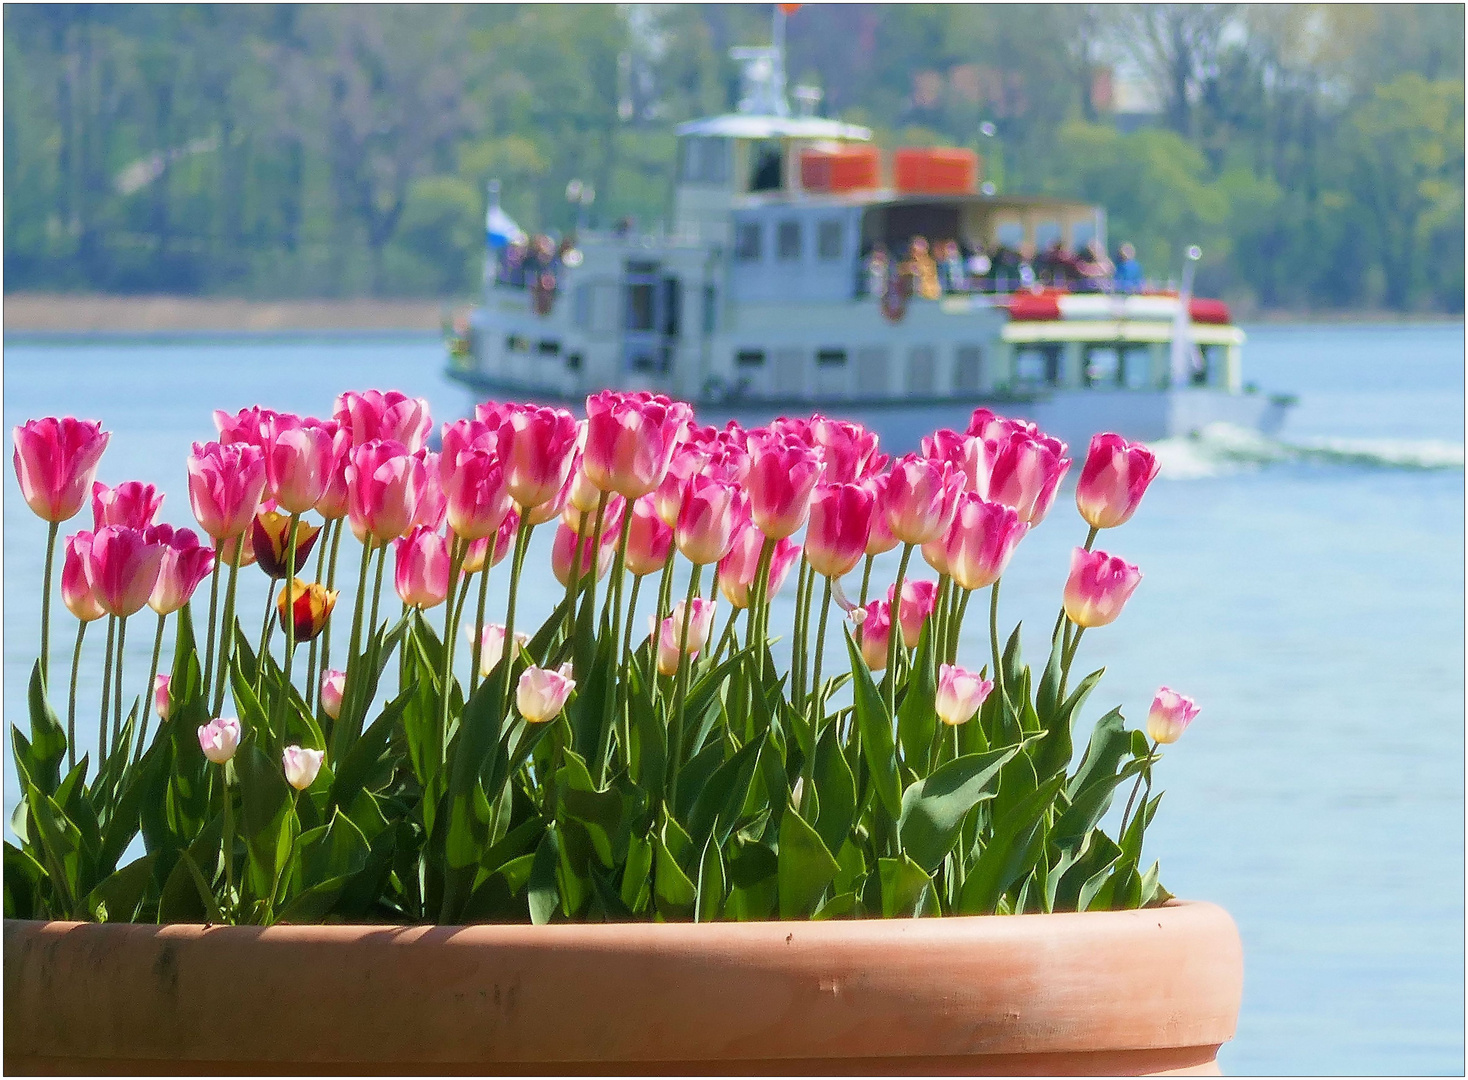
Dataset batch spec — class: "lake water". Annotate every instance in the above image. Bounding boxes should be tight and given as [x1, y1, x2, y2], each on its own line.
[4, 322, 1463, 1074]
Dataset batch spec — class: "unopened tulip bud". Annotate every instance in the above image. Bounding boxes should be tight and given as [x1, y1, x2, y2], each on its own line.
[943, 494, 1028, 592]
[1062, 547, 1142, 629]
[276, 578, 338, 642]
[987, 430, 1071, 525]
[319, 669, 345, 720]
[92, 480, 164, 531]
[887, 579, 938, 649]
[882, 454, 963, 545]
[251, 510, 321, 580]
[62, 531, 106, 622]
[855, 600, 892, 671]
[1146, 687, 1198, 745]
[84, 525, 166, 618]
[651, 616, 683, 676]
[393, 525, 450, 609]
[154, 675, 173, 722]
[469, 622, 529, 677]
[1076, 433, 1160, 530]
[188, 440, 267, 542]
[805, 482, 875, 579]
[675, 474, 747, 565]
[626, 495, 673, 577]
[198, 716, 242, 765]
[935, 664, 993, 726]
[13, 416, 111, 523]
[517, 663, 576, 723]
[283, 744, 325, 790]
[670, 597, 717, 654]
[584, 391, 692, 498]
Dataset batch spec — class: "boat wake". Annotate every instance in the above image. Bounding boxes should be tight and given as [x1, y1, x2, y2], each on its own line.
[1149, 423, 1465, 479]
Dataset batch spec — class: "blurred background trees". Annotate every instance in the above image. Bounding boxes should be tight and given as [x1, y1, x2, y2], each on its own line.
[4, 3, 1462, 312]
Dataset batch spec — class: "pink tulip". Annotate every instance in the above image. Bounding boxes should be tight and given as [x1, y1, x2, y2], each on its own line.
[346, 440, 424, 546]
[187, 441, 268, 541]
[653, 444, 708, 527]
[334, 390, 432, 452]
[91, 480, 164, 531]
[1062, 547, 1142, 629]
[718, 521, 800, 609]
[854, 600, 892, 671]
[652, 616, 684, 676]
[517, 663, 577, 723]
[675, 474, 748, 565]
[936, 664, 994, 726]
[408, 450, 447, 532]
[523, 467, 570, 528]
[768, 416, 814, 446]
[862, 475, 900, 556]
[439, 422, 513, 541]
[670, 597, 717, 654]
[566, 461, 603, 517]
[920, 429, 980, 490]
[887, 579, 938, 648]
[62, 531, 107, 622]
[394, 525, 451, 608]
[470, 623, 529, 677]
[154, 674, 172, 721]
[986, 430, 1072, 525]
[626, 495, 674, 576]
[583, 391, 692, 499]
[319, 669, 345, 720]
[474, 400, 515, 431]
[943, 494, 1029, 591]
[262, 415, 338, 515]
[920, 533, 950, 576]
[198, 716, 242, 764]
[13, 417, 111, 523]
[502, 404, 579, 510]
[216, 531, 257, 569]
[147, 525, 216, 615]
[1147, 687, 1199, 745]
[811, 417, 881, 485]
[747, 432, 825, 540]
[84, 525, 166, 618]
[882, 455, 963, 546]
[551, 521, 614, 587]
[214, 406, 279, 449]
[313, 426, 354, 521]
[282, 745, 325, 790]
[1076, 433, 1161, 530]
[805, 482, 875, 579]
[457, 508, 518, 574]
[965, 407, 1028, 443]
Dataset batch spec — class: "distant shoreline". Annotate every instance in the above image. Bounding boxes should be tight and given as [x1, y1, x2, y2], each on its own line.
[3, 291, 1461, 335]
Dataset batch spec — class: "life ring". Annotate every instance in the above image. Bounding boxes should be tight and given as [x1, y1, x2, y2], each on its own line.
[531, 273, 557, 316]
[880, 273, 911, 323]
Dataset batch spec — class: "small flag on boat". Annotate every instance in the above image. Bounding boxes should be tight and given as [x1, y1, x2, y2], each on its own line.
[485, 180, 526, 250]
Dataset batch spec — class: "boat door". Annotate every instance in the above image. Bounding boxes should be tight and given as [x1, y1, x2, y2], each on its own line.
[622, 259, 681, 376]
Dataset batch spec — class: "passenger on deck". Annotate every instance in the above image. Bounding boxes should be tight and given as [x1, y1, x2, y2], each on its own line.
[860, 243, 890, 299]
[965, 245, 993, 292]
[1038, 239, 1079, 288]
[1115, 243, 1144, 293]
[936, 239, 967, 294]
[988, 245, 1024, 293]
[500, 238, 529, 287]
[905, 237, 942, 301]
[1074, 240, 1115, 293]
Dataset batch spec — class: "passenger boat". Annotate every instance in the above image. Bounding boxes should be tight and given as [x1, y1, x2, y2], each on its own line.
[445, 19, 1293, 453]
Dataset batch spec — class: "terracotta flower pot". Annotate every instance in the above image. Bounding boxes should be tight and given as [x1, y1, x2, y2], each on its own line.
[4, 899, 1242, 1076]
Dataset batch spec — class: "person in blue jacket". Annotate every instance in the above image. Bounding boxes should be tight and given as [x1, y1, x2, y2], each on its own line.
[1114, 242, 1144, 293]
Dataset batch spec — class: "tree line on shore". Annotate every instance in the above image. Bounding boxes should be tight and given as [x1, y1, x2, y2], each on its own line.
[4, 3, 1462, 313]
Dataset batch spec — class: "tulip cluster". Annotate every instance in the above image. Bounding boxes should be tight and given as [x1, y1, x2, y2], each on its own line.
[11, 388, 1206, 929]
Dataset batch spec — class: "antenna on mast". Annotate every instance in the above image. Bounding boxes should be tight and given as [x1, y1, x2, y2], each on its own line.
[731, 4, 799, 116]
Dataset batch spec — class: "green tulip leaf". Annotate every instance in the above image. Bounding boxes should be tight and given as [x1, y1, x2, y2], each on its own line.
[844, 629, 901, 820]
[777, 802, 840, 919]
[897, 744, 1021, 873]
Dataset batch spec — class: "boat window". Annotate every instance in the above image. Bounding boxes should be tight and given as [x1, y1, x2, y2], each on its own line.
[777, 220, 802, 261]
[855, 346, 890, 396]
[907, 345, 937, 393]
[816, 348, 847, 366]
[1014, 345, 1060, 387]
[1196, 345, 1222, 386]
[661, 278, 682, 337]
[506, 334, 528, 352]
[681, 136, 730, 185]
[1034, 221, 1062, 251]
[703, 285, 718, 334]
[1071, 220, 1097, 252]
[1083, 345, 1121, 387]
[735, 222, 763, 261]
[572, 285, 593, 330]
[817, 220, 844, 260]
[995, 221, 1024, 248]
[1120, 346, 1151, 389]
[736, 349, 766, 367]
[565, 352, 583, 372]
[625, 282, 656, 332]
[954, 346, 983, 392]
[749, 140, 783, 192]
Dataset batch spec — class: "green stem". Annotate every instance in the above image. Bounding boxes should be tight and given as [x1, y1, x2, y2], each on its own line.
[221, 763, 235, 920]
[201, 558, 222, 707]
[112, 615, 128, 755]
[950, 588, 973, 665]
[563, 510, 589, 636]
[885, 543, 914, 716]
[211, 541, 244, 717]
[66, 620, 87, 771]
[470, 555, 492, 696]
[989, 578, 1004, 706]
[1118, 739, 1159, 839]
[134, 612, 166, 765]
[40, 520, 59, 690]
[305, 520, 331, 713]
[792, 559, 813, 712]
[254, 581, 275, 696]
[807, 574, 833, 730]
[858, 552, 874, 608]
[1059, 626, 1085, 702]
[439, 537, 466, 773]
[581, 491, 610, 633]
[499, 516, 534, 721]
[320, 519, 344, 677]
[655, 543, 677, 626]
[667, 564, 704, 808]
[99, 615, 115, 766]
[612, 573, 644, 777]
[1051, 525, 1100, 646]
[368, 543, 387, 638]
[712, 604, 740, 665]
